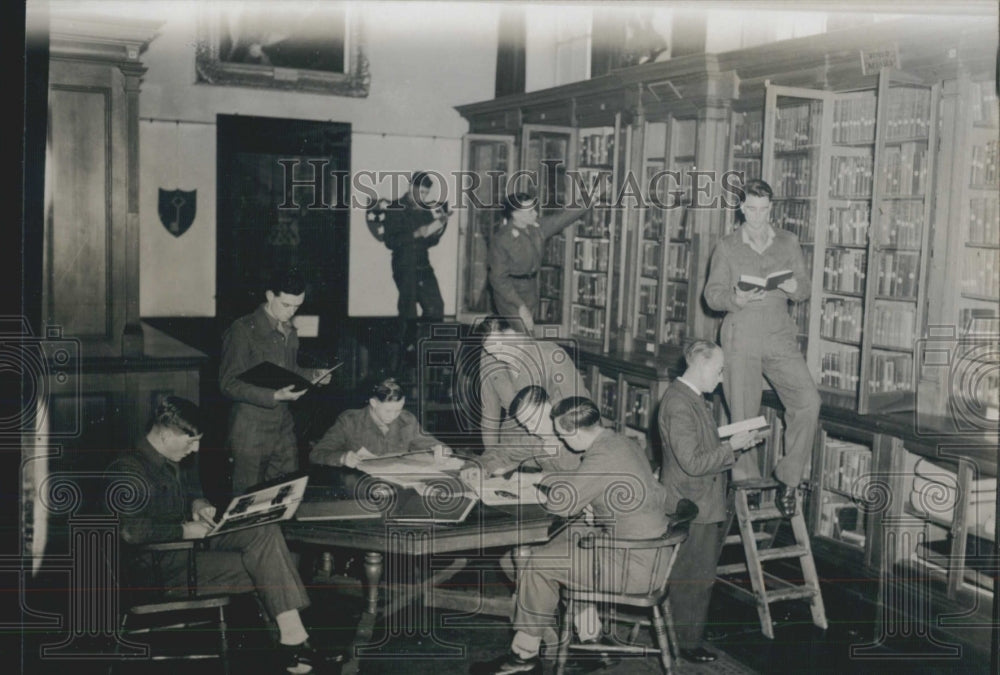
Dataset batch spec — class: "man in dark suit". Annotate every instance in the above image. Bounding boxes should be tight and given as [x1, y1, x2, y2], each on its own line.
[658, 340, 762, 664]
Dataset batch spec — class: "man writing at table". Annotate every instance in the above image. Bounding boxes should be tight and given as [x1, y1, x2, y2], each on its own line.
[309, 376, 451, 468]
[475, 396, 669, 675]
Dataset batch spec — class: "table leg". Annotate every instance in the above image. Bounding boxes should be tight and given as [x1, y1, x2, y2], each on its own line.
[342, 551, 384, 675]
[363, 550, 383, 616]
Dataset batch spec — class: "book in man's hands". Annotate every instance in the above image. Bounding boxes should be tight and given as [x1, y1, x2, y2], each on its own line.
[236, 361, 341, 391]
[717, 415, 769, 438]
[736, 269, 794, 292]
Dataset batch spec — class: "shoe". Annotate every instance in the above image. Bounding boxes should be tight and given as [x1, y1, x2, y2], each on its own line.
[776, 483, 797, 518]
[470, 652, 542, 675]
[282, 640, 317, 674]
[680, 647, 718, 663]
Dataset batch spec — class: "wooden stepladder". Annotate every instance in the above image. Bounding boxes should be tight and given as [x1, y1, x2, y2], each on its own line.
[715, 478, 828, 639]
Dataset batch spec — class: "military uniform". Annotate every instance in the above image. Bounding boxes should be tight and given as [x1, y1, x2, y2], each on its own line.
[382, 195, 445, 336]
[487, 207, 587, 319]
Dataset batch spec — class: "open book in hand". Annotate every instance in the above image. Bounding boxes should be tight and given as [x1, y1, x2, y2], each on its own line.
[736, 269, 793, 292]
[236, 361, 341, 391]
[717, 415, 769, 438]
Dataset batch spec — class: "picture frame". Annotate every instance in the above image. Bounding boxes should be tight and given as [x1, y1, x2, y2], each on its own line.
[195, 3, 370, 97]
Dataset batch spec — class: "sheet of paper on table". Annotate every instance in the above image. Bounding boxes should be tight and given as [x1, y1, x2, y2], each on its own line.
[357, 451, 470, 497]
[466, 473, 548, 506]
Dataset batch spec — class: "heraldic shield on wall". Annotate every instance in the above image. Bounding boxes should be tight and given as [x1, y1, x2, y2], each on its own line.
[158, 189, 197, 237]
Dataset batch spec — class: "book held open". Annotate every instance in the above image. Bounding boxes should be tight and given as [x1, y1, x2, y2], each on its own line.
[717, 415, 769, 438]
[737, 269, 794, 292]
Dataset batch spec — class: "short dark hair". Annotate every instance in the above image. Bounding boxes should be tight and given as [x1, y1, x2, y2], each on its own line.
[683, 339, 721, 366]
[551, 396, 602, 433]
[411, 171, 434, 190]
[149, 396, 201, 436]
[370, 377, 405, 403]
[266, 267, 307, 296]
[737, 178, 773, 204]
[509, 385, 550, 420]
[502, 192, 539, 219]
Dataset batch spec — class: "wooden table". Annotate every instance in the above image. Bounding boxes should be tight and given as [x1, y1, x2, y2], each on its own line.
[283, 495, 559, 673]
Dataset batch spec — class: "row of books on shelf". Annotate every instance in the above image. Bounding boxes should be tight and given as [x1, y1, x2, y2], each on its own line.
[874, 251, 920, 298]
[959, 307, 999, 336]
[823, 248, 867, 294]
[961, 248, 1000, 299]
[773, 100, 822, 151]
[832, 94, 877, 145]
[637, 279, 657, 315]
[880, 142, 928, 197]
[868, 351, 913, 393]
[883, 86, 933, 141]
[968, 197, 999, 245]
[822, 438, 872, 497]
[625, 386, 652, 430]
[969, 140, 998, 186]
[871, 302, 916, 350]
[662, 321, 688, 346]
[791, 300, 810, 334]
[575, 272, 608, 306]
[571, 305, 604, 340]
[774, 156, 816, 198]
[579, 132, 615, 167]
[908, 457, 996, 539]
[970, 80, 999, 126]
[539, 267, 562, 297]
[575, 238, 610, 272]
[666, 243, 689, 278]
[820, 344, 859, 392]
[732, 111, 763, 155]
[820, 297, 863, 343]
[876, 200, 925, 249]
[829, 155, 874, 198]
[641, 241, 660, 277]
[538, 298, 561, 324]
[636, 311, 656, 342]
[664, 283, 688, 321]
[773, 200, 814, 242]
[542, 234, 565, 266]
[732, 158, 762, 185]
[577, 208, 613, 238]
[597, 375, 618, 419]
[641, 209, 689, 241]
[827, 204, 870, 246]
[818, 494, 865, 546]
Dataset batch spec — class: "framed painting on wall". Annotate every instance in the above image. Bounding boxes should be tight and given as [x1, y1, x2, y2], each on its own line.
[195, 3, 370, 97]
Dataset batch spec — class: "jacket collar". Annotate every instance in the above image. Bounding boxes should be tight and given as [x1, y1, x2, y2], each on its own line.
[137, 435, 175, 474]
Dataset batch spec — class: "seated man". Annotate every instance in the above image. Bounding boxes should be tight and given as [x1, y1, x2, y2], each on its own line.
[476, 397, 670, 675]
[105, 396, 322, 674]
[309, 376, 450, 468]
[475, 316, 590, 477]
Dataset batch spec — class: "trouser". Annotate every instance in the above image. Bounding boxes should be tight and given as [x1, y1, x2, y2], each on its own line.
[722, 321, 820, 487]
[512, 526, 662, 640]
[228, 406, 298, 495]
[491, 277, 539, 322]
[164, 524, 310, 620]
[393, 261, 444, 321]
[667, 521, 725, 650]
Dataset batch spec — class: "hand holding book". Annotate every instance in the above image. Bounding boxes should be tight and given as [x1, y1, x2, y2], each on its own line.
[736, 269, 794, 292]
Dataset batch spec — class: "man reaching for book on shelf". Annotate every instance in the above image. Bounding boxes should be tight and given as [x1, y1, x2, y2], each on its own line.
[704, 178, 820, 517]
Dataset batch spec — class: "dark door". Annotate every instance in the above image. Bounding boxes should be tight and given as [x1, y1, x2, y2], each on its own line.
[216, 115, 350, 345]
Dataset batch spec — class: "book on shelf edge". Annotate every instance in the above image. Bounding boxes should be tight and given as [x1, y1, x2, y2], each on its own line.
[737, 269, 794, 292]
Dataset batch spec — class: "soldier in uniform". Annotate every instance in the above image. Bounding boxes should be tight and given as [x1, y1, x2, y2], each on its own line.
[488, 193, 589, 331]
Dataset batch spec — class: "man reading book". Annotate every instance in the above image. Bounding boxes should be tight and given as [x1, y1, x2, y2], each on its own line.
[220, 268, 331, 494]
[704, 179, 820, 517]
[105, 397, 326, 673]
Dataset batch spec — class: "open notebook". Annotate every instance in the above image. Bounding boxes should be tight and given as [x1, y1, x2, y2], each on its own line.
[207, 475, 309, 536]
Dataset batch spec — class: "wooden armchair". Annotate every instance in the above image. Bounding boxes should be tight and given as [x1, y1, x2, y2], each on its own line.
[555, 499, 699, 675]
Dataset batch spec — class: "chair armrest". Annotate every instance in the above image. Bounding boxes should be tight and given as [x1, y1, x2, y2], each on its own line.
[140, 541, 196, 553]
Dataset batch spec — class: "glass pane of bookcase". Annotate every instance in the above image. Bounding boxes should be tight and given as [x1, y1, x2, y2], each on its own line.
[461, 135, 513, 314]
[522, 126, 574, 327]
[731, 107, 763, 188]
[819, 90, 876, 403]
[764, 91, 826, 369]
[571, 125, 617, 348]
[816, 433, 872, 550]
[634, 120, 666, 354]
[596, 371, 620, 428]
[859, 77, 936, 413]
[661, 118, 696, 348]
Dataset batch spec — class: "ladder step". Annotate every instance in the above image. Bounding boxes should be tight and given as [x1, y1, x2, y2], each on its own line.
[724, 531, 770, 546]
[757, 545, 809, 562]
[747, 507, 785, 521]
[765, 586, 818, 604]
[716, 562, 748, 576]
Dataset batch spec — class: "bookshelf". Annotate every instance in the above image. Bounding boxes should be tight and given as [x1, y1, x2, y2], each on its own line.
[762, 73, 938, 414]
[456, 135, 515, 323]
[521, 125, 577, 331]
[814, 431, 874, 552]
[631, 117, 699, 357]
[730, 106, 764, 192]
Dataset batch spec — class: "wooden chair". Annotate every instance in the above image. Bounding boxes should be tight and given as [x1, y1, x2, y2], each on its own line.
[554, 500, 698, 675]
[110, 540, 237, 675]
